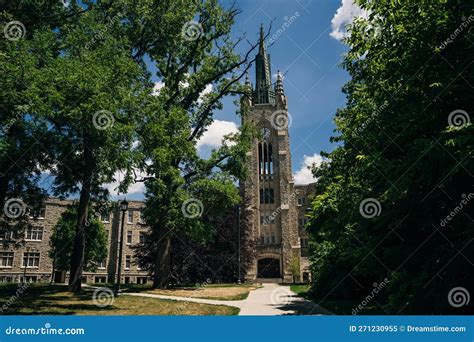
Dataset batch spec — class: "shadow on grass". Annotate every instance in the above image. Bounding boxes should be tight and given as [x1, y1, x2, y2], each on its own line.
[0, 283, 119, 315]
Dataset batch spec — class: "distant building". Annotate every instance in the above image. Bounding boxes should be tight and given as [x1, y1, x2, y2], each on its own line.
[0, 198, 150, 284]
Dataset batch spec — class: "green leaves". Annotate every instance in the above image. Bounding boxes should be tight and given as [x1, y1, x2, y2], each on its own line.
[307, 0, 474, 313]
[49, 206, 108, 272]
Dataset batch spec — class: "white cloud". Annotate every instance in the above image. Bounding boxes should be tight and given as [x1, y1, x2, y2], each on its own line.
[330, 0, 368, 40]
[201, 83, 213, 97]
[293, 153, 323, 185]
[197, 83, 213, 104]
[152, 81, 164, 96]
[152, 80, 212, 104]
[196, 120, 239, 150]
[104, 170, 146, 197]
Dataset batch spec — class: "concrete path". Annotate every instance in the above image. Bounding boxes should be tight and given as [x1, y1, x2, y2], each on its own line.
[238, 283, 331, 315]
[121, 283, 330, 315]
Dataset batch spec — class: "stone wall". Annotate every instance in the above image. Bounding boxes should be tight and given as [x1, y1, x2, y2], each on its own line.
[0, 198, 150, 284]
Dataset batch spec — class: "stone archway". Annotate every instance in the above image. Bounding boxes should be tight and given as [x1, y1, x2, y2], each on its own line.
[257, 258, 281, 278]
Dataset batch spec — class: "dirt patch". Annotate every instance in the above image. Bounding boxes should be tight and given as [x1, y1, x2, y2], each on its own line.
[146, 285, 258, 301]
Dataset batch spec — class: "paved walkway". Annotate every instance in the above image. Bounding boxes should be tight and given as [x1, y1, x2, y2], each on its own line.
[122, 283, 331, 315]
[239, 283, 330, 315]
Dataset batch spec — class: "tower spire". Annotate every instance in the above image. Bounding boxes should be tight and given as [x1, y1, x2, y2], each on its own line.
[275, 70, 284, 95]
[245, 71, 251, 88]
[254, 24, 275, 105]
[259, 23, 265, 55]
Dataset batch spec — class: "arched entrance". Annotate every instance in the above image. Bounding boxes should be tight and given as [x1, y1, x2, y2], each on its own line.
[257, 258, 281, 278]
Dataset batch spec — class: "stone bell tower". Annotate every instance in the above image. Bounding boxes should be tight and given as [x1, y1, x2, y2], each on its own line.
[240, 25, 300, 283]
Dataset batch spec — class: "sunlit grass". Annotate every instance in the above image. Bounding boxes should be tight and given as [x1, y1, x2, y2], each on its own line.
[0, 284, 239, 315]
[114, 282, 259, 301]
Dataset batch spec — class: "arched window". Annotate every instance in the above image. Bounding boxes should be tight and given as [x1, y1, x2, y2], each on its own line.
[258, 142, 273, 175]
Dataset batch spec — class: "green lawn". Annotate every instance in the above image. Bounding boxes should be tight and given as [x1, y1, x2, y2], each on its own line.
[290, 284, 311, 298]
[0, 283, 239, 315]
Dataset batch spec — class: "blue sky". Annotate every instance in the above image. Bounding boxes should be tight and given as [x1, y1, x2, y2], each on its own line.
[41, 0, 360, 199]
[119, 0, 358, 198]
[195, 0, 354, 185]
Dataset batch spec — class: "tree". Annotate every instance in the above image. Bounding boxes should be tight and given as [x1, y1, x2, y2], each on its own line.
[0, 1, 66, 215]
[31, 2, 149, 292]
[307, 0, 473, 313]
[49, 206, 107, 272]
[3, 0, 258, 292]
[289, 253, 301, 284]
[127, 0, 261, 288]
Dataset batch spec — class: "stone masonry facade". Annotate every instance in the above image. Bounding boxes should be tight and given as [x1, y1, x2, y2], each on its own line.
[239, 26, 313, 283]
[0, 198, 151, 284]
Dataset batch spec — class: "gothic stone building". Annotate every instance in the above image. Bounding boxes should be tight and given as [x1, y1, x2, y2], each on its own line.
[240, 27, 313, 283]
[0, 28, 315, 285]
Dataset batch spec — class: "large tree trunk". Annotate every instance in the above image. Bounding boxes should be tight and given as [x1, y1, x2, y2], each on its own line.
[68, 144, 94, 293]
[152, 226, 172, 289]
[0, 173, 8, 210]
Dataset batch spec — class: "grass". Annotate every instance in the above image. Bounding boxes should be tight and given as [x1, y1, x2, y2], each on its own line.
[0, 283, 239, 315]
[290, 284, 388, 315]
[290, 284, 311, 298]
[115, 282, 259, 301]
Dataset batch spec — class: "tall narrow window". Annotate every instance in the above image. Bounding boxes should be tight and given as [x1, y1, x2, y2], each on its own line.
[139, 232, 147, 244]
[258, 142, 273, 176]
[260, 189, 275, 204]
[125, 255, 131, 269]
